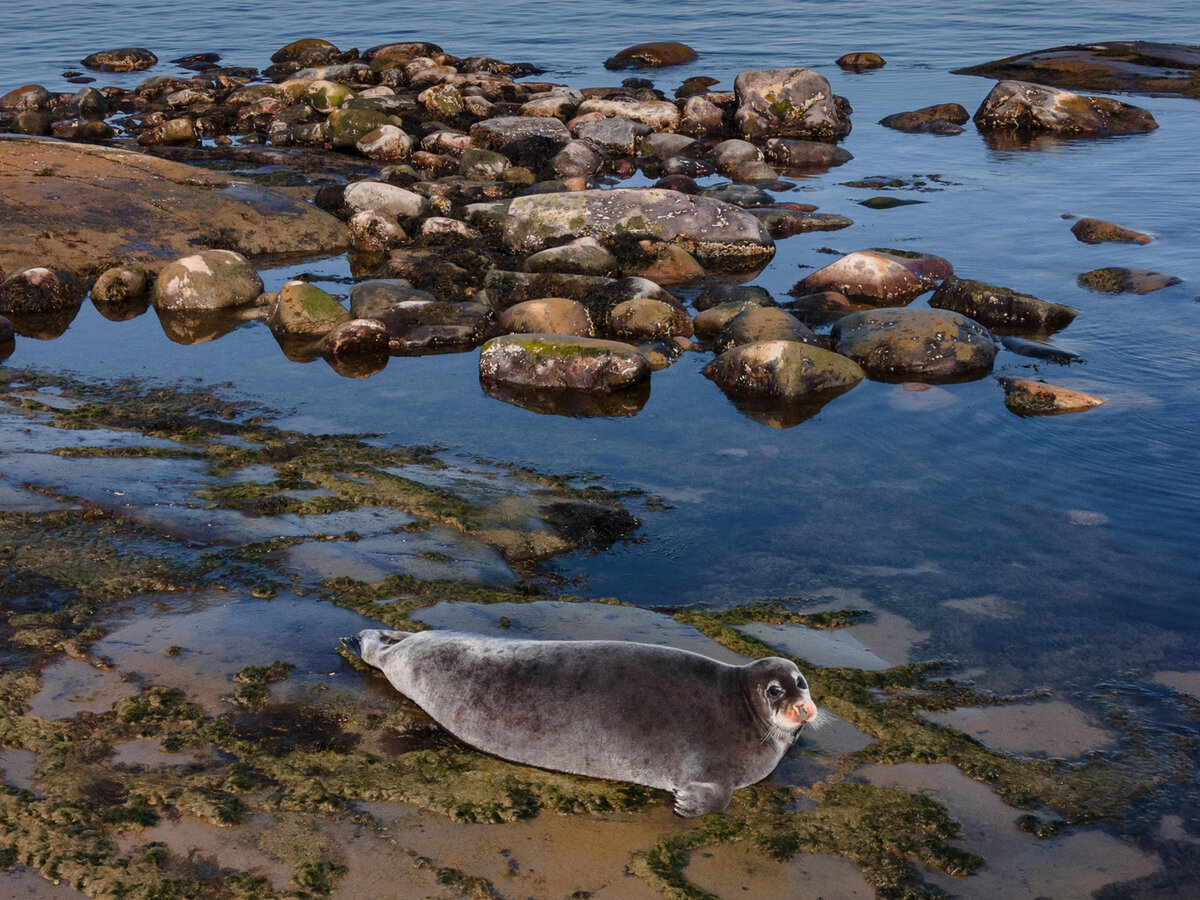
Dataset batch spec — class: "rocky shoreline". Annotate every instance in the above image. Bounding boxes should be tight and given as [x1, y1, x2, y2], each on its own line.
[3, 37, 1188, 422]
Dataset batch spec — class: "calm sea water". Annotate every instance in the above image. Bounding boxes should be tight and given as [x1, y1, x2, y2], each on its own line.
[2, 1, 1199, 697]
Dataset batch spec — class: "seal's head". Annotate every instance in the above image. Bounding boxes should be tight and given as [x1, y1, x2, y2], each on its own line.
[744, 657, 819, 737]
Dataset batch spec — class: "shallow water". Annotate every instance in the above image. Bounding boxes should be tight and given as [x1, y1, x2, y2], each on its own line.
[2, 1, 1200, 892]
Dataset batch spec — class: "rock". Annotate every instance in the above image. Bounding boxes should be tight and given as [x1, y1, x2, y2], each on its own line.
[419, 83, 465, 117]
[604, 42, 699, 70]
[694, 281, 775, 312]
[479, 333, 651, 392]
[91, 265, 149, 304]
[372, 300, 492, 351]
[714, 306, 814, 352]
[1000, 336, 1084, 365]
[136, 117, 198, 146]
[302, 79, 357, 113]
[998, 377, 1106, 416]
[12, 110, 52, 136]
[326, 107, 397, 148]
[1077, 268, 1181, 294]
[973, 80, 1157, 136]
[470, 115, 572, 153]
[749, 207, 853, 239]
[0, 314, 11, 344]
[502, 188, 775, 272]
[610, 297, 693, 341]
[348, 279, 434, 317]
[710, 138, 763, 174]
[343, 181, 430, 219]
[347, 209, 408, 252]
[575, 98, 682, 132]
[632, 241, 706, 285]
[0, 267, 80, 314]
[928, 275, 1078, 332]
[522, 88, 585, 119]
[271, 38, 341, 66]
[729, 159, 779, 183]
[458, 148, 511, 180]
[693, 300, 769, 339]
[526, 236, 619, 277]
[419, 217, 481, 242]
[676, 76, 720, 98]
[152, 250, 263, 311]
[551, 140, 606, 178]
[879, 104, 971, 134]
[266, 280, 349, 336]
[837, 52, 886, 71]
[483, 270, 680, 331]
[575, 115, 653, 155]
[497, 298, 595, 337]
[679, 94, 725, 138]
[356, 125, 414, 161]
[317, 318, 390, 356]
[1070, 218, 1153, 244]
[643, 133, 706, 159]
[81, 48, 158, 71]
[831, 307, 996, 382]
[796, 249, 953, 305]
[703, 340, 864, 399]
[763, 138, 853, 169]
[734, 68, 851, 142]
[0, 85, 53, 111]
[698, 183, 773, 208]
[659, 156, 715, 178]
[953, 42, 1200, 99]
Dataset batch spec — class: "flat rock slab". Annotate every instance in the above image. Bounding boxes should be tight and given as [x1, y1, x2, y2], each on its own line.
[0, 136, 348, 282]
[954, 41, 1200, 99]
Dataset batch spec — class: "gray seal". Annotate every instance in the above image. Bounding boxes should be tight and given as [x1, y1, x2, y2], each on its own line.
[340, 628, 818, 816]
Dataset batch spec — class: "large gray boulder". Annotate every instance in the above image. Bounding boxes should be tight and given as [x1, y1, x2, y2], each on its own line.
[973, 80, 1157, 136]
[734, 68, 851, 142]
[152, 250, 264, 311]
[479, 333, 650, 392]
[502, 188, 775, 272]
[831, 307, 996, 382]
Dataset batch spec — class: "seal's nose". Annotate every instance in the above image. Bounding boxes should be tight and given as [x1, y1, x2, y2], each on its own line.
[785, 697, 817, 727]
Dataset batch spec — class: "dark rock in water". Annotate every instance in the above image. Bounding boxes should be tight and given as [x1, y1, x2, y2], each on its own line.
[479, 333, 651, 392]
[713, 306, 814, 353]
[953, 41, 1200, 99]
[659, 156, 717, 179]
[1078, 268, 1181, 294]
[0, 267, 81, 314]
[857, 196, 925, 210]
[929, 275, 1077, 332]
[693, 281, 775, 313]
[879, 103, 970, 134]
[604, 42, 699, 70]
[1070, 218, 1153, 244]
[749, 207, 853, 239]
[735, 68, 852, 142]
[973, 80, 1157, 136]
[698, 182, 775, 208]
[372, 300, 492, 352]
[171, 53, 222, 70]
[675, 76, 720, 98]
[837, 52, 886, 71]
[0, 314, 12, 344]
[1000, 336, 1084, 365]
[0, 84, 53, 111]
[763, 138, 853, 170]
[796, 249, 953, 306]
[998, 376, 1105, 416]
[831, 307, 997, 383]
[81, 48, 158, 72]
[270, 38, 341, 66]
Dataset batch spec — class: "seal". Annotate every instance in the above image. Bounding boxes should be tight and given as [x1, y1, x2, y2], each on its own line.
[340, 628, 818, 816]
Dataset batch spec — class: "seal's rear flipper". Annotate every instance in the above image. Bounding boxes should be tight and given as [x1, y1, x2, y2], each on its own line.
[338, 635, 363, 658]
[672, 781, 733, 817]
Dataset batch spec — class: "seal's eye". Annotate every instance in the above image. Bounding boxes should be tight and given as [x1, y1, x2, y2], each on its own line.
[766, 683, 785, 701]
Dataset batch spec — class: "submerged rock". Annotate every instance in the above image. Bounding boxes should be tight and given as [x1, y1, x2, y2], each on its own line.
[998, 376, 1106, 416]
[734, 68, 851, 142]
[1070, 218, 1153, 244]
[831, 307, 996, 382]
[953, 41, 1200, 99]
[152, 250, 263, 311]
[703, 339, 864, 399]
[836, 52, 886, 71]
[973, 80, 1158, 136]
[604, 42, 699, 70]
[479, 333, 651, 392]
[502, 188, 775, 272]
[795, 249, 953, 306]
[1078, 268, 1181, 294]
[879, 103, 970, 134]
[928, 275, 1077, 332]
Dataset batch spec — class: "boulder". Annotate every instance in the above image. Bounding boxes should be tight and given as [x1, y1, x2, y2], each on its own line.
[831, 307, 997, 382]
[525, 236, 619, 277]
[372, 300, 492, 351]
[479, 334, 651, 392]
[837, 52, 886, 71]
[575, 98, 682, 132]
[0, 314, 11, 344]
[610, 297, 693, 341]
[0, 267, 80, 314]
[1077, 268, 1181, 294]
[928, 275, 1078, 332]
[326, 107, 397, 148]
[973, 80, 1157, 136]
[998, 377, 1106, 416]
[317, 318, 390, 356]
[953, 42, 1200, 99]
[470, 115, 572, 152]
[679, 94, 725, 138]
[710, 139, 763, 174]
[749, 207, 853, 239]
[348, 279, 434, 317]
[356, 125, 414, 161]
[795, 249, 953, 305]
[734, 68, 851, 142]
[1070, 218, 1153, 244]
[575, 115, 653, 155]
[266, 280, 350, 336]
[81, 48, 158, 71]
[714, 306, 814, 352]
[702, 340, 864, 398]
[497, 298, 594, 337]
[763, 138, 853, 169]
[343, 181, 430, 219]
[879, 104, 970, 134]
[551, 140, 606, 178]
[91, 265, 150, 304]
[0, 85, 53, 111]
[152, 250, 263, 311]
[604, 42, 699, 70]
[347, 209, 408, 252]
[503, 188, 775, 272]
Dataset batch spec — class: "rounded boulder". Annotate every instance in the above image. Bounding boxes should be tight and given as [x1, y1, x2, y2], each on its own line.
[479, 334, 650, 392]
[152, 250, 263, 311]
[831, 307, 996, 382]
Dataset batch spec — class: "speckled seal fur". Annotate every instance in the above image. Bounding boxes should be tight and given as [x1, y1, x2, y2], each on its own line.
[341, 628, 818, 816]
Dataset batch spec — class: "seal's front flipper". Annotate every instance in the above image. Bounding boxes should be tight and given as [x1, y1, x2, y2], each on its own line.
[672, 782, 733, 817]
